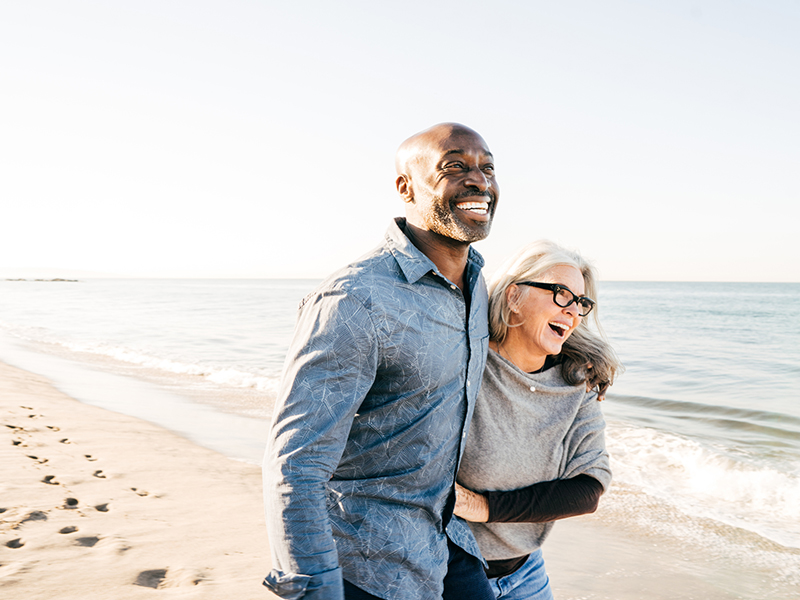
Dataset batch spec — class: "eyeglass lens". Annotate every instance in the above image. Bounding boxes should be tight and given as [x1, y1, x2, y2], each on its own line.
[553, 287, 594, 316]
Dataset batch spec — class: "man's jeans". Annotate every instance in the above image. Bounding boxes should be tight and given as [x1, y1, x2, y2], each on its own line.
[442, 540, 494, 600]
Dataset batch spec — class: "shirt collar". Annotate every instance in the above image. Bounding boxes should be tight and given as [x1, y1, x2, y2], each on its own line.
[385, 217, 485, 285]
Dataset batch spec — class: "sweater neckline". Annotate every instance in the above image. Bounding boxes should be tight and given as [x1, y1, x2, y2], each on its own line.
[488, 347, 559, 376]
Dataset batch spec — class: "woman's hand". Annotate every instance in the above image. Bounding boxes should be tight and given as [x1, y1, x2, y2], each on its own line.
[586, 362, 611, 401]
[454, 482, 490, 522]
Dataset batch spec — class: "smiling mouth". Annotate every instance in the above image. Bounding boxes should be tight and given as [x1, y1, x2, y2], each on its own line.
[549, 322, 570, 337]
[455, 201, 490, 215]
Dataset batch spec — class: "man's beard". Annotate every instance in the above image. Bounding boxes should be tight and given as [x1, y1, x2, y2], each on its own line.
[430, 191, 495, 243]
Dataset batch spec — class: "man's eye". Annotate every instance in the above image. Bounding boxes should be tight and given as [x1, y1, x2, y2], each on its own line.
[482, 165, 495, 173]
[444, 162, 465, 170]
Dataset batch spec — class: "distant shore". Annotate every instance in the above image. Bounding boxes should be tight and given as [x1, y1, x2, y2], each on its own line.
[4, 278, 79, 282]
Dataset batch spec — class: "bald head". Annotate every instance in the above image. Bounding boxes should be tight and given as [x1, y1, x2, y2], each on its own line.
[395, 123, 488, 176]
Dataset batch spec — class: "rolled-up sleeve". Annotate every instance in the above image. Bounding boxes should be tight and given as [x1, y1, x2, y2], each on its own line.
[263, 288, 378, 600]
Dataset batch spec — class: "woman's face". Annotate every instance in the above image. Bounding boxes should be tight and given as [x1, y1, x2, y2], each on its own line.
[507, 265, 586, 362]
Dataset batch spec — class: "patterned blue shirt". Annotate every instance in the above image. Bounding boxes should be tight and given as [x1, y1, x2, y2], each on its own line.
[263, 218, 489, 600]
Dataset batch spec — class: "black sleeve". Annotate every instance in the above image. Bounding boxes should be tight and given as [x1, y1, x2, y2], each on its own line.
[486, 474, 604, 524]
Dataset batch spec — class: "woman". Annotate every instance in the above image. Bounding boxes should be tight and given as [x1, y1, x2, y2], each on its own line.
[450, 240, 622, 600]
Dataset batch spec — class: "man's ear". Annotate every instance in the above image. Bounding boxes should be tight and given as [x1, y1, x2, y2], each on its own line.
[396, 174, 414, 204]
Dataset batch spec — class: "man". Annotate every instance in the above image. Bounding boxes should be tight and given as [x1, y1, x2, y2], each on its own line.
[263, 123, 499, 600]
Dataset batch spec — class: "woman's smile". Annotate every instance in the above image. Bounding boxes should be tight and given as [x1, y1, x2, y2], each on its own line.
[502, 264, 586, 371]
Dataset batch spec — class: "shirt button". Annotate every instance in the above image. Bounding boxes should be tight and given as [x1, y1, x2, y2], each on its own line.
[450, 284, 457, 290]
[530, 385, 536, 392]
[467, 381, 471, 387]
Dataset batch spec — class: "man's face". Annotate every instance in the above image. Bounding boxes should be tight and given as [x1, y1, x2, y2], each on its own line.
[405, 129, 498, 243]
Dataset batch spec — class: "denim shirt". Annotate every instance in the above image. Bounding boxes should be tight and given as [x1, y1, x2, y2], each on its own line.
[263, 218, 489, 600]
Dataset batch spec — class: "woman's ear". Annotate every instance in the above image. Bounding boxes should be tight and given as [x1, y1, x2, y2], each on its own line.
[506, 284, 522, 314]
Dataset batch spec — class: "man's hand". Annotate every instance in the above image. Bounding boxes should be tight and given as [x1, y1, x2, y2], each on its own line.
[453, 483, 489, 522]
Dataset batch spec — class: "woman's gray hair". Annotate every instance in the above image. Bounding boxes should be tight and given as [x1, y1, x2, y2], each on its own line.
[487, 240, 623, 392]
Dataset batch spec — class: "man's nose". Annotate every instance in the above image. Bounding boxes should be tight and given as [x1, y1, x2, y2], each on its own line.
[464, 167, 489, 191]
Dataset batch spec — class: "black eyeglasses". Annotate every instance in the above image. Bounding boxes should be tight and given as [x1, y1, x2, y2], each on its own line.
[516, 282, 595, 316]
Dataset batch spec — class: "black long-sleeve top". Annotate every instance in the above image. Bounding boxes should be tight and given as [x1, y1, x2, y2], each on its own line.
[484, 474, 604, 578]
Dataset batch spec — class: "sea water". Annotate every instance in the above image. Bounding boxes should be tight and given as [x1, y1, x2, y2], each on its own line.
[1, 279, 799, 593]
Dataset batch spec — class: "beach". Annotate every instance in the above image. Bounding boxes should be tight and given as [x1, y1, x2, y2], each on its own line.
[1, 361, 275, 599]
[4, 360, 797, 600]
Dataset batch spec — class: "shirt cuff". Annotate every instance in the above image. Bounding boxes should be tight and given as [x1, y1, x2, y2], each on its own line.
[263, 566, 343, 600]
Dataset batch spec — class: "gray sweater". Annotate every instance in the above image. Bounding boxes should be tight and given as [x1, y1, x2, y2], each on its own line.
[457, 349, 612, 560]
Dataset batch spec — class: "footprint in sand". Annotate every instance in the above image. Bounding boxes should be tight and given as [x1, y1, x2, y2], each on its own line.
[135, 569, 168, 588]
[20, 510, 48, 525]
[64, 498, 79, 510]
[20, 405, 33, 410]
[75, 536, 99, 547]
[5, 538, 24, 549]
[134, 567, 205, 589]
[26, 455, 49, 464]
[93, 470, 106, 479]
[131, 488, 149, 497]
[46, 425, 60, 431]
[59, 526, 78, 534]
[84, 454, 98, 462]
[41, 475, 59, 485]
[95, 503, 110, 512]
[59, 438, 71, 444]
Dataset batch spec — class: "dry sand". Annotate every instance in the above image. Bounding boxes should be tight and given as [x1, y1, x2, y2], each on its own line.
[0, 362, 276, 599]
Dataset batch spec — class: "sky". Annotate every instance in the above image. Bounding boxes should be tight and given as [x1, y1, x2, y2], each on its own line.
[1, 0, 798, 282]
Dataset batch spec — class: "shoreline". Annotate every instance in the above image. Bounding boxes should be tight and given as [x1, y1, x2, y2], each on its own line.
[0, 332, 271, 465]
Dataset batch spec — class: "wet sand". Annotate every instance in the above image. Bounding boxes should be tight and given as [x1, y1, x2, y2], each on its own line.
[545, 485, 799, 599]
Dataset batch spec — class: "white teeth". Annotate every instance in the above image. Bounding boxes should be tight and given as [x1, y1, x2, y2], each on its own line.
[549, 322, 570, 331]
[456, 201, 489, 214]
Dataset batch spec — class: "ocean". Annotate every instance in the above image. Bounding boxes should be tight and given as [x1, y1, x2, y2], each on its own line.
[1, 278, 798, 596]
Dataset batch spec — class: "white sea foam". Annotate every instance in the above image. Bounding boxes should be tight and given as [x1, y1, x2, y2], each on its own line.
[0, 324, 281, 396]
[70, 341, 281, 394]
[607, 421, 800, 548]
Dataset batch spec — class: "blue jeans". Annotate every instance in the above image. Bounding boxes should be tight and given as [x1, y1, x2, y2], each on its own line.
[488, 549, 553, 600]
[443, 539, 495, 600]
